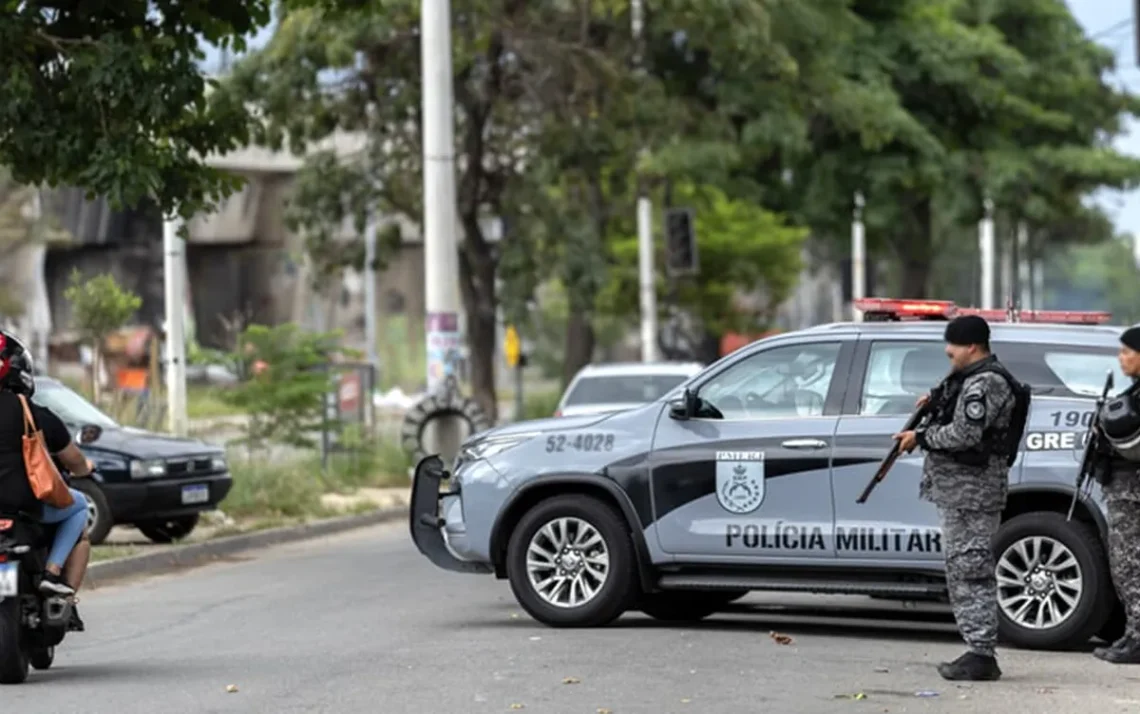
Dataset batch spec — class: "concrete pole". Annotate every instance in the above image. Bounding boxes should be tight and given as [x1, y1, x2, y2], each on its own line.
[421, 0, 464, 459]
[1017, 220, 1031, 309]
[851, 192, 865, 322]
[632, 0, 657, 362]
[162, 216, 188, 436]
[979, 195, 995, 309]
[363, 215, 378, 430]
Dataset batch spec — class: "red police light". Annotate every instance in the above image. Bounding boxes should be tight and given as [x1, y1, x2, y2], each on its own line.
[853, 298, 1112, 325]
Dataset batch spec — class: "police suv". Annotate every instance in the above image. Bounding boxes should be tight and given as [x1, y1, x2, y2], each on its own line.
[410, 298, 1127, 651]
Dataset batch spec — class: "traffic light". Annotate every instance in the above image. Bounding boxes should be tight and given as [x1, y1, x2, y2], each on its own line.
[665, 207, 697, 275]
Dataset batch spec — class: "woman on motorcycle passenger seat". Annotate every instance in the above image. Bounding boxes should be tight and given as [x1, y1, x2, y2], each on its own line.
[0, 331, 94, 606]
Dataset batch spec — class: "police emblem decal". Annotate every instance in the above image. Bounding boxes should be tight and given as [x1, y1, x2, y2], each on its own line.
[715, 451, 765, 514]
[964, 398, 986, 421]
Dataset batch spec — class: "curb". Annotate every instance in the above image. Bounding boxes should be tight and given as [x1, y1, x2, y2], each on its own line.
[85, 505, 408, 588]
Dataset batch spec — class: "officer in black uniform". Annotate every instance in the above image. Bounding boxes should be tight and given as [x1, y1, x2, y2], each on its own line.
[1093, 325, 1140, 664]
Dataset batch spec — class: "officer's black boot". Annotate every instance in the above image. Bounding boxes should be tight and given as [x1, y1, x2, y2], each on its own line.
[1093, 635, 1129, 660]
[937, 651, 1002, 681]
[1095, 635, 1140, 664]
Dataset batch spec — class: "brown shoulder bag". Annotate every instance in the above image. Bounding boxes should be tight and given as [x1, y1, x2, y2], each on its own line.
[18, 394, 74, 509]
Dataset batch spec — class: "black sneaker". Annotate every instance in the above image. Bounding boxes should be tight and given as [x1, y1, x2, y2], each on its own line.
[937, 651, 1002, 681]
[67, 604, 85, 632]
[38, 571, 75, 597]
[1095, 636, 1140, 664]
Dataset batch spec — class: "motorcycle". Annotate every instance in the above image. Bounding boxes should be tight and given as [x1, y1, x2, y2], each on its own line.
[0, 424, 103, 684]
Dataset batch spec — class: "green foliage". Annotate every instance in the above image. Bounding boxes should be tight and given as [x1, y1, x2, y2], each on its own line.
[63, 270, 142, 340]
[600, 183, 806, 336]
[521, 389, 562, 422]
[1046, 236, 1140, 325]
[217, 323, 343, 451]
[0, 1, 273, 218]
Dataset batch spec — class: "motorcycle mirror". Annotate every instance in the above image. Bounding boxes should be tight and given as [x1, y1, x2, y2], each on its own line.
[76, 424, 103, 444]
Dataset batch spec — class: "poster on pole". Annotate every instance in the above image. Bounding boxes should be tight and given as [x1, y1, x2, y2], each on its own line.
[426, 311, 461, 391]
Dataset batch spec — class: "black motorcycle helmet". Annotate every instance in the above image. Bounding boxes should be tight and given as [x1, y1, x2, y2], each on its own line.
[0, 330, 36, 396]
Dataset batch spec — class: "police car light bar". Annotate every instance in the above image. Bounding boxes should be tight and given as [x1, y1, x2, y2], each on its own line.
[853, 298, 1112, 325]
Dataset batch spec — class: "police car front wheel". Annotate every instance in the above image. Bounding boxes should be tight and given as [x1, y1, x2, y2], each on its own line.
[993, 512, 1115, 650]
[505, 494, 638, 627]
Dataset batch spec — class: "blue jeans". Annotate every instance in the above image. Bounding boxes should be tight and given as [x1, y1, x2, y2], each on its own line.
[40, 488, 89, 570]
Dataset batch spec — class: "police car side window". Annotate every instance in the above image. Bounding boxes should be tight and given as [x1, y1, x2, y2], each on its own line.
[699, 342, 841, 419]
[860, 342, 946, 416]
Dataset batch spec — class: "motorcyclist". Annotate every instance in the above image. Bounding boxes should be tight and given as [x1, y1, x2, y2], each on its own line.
[0, 331, 94, 629]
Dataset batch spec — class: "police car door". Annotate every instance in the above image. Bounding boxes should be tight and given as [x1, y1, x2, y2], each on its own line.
[831, 338, 947, 563]
[649, 337, 853, 560]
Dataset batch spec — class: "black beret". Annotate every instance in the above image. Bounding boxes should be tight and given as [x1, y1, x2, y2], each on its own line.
[1121, 325, 1140, 352]
[944, 315, 990, 346]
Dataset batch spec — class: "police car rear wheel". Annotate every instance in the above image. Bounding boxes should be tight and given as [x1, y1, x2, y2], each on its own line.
[994, 512, 1113, 650]
[506, 495, 637, 627]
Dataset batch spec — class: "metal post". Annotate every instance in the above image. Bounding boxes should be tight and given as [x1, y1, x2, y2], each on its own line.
[421, 0, 463, 461]
[851, 192, 865, 322]
[979, 195, 995, 309]
[363, 215, 378, 431]
[632, 0, 657, 362]
[163, 216, 188, 436]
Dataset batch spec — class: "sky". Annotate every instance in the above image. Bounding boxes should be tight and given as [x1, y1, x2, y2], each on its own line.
[199, 3, 1140, 237]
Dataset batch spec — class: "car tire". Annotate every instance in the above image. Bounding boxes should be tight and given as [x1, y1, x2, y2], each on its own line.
[29, 646, 53, 671]
[136, 515, 200, 544]
[70, 480, 112, 546]
[994, 511, 1114, 651]
[638, 591, 745, 622]
[506, 494, 638, 627]
[0, 596, 29, 684]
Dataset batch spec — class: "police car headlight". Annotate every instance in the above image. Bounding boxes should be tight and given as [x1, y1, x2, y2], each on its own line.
[460, 433, 540, 461]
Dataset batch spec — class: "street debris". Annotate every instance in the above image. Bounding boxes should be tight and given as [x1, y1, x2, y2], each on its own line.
[562, 676, 581, 684]
[225, 684, 239, 693]
[914, 690, 939, 697]
[769, 631, 794, 645]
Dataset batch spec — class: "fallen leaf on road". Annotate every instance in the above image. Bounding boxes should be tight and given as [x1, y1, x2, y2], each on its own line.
[769, 631, 794, 645]
[833, 692, 866, 700]
[681, 699, 691, 704]
[562, 677, 581, 684]
[510, 613, 520, 619]
[597, 709, 612, 714]
[873, 667, 889, 673]
[509, 704, 525, 710]
[225, 685, 239, 693]
[529, 636, 542, 641]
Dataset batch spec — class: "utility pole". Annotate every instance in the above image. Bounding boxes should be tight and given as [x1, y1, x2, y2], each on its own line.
[162, 216, 188, 436]
[851, 192, 865, 322]
[979, 195, 995, 309]
[632, 0, 657, 362]
[363, 214, 378, 430]
[421, 0, 463, 457]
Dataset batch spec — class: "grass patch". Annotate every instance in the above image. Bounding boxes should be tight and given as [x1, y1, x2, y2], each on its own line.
[220, 438, 411, 520]
[91, 545, 143, 562]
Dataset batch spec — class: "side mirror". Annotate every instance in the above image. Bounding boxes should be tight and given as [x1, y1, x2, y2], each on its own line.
[76, 424, 103, 445]
[669, 388, 698, 420]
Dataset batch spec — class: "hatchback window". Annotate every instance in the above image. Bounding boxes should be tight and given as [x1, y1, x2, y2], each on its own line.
[563, 374, 691, 406]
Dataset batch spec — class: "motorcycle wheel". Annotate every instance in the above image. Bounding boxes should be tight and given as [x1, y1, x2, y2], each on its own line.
[29, 646, 53, 670]
[0, 597, 29, 684]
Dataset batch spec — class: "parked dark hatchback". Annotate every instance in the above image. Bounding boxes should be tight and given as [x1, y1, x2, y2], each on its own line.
[31, 376, 233, 545]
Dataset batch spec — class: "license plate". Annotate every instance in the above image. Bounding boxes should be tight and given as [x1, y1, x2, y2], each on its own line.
[181, 484, 210, 505]
[0, 562, 17, 598]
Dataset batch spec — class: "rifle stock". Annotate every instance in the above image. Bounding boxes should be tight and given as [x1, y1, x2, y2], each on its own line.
[855, 402, 933, 504]
[1067, 370, 1115, 521]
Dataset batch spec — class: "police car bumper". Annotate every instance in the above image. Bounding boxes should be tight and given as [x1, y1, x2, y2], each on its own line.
[409, 455, 493, 574]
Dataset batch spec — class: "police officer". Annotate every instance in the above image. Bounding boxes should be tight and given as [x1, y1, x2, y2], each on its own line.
[1092, 325, 1140, 664]
[894, 314, 1020, 681]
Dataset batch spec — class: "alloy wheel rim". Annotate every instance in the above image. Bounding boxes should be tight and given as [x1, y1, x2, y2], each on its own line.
[525, 516, 610, 609]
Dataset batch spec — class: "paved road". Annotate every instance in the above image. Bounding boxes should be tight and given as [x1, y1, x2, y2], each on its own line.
[9, 523, 1140, 713]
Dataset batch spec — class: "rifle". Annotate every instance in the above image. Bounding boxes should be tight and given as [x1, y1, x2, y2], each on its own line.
[856, 397, 936, 504]
[1067, 370, 1115, 521]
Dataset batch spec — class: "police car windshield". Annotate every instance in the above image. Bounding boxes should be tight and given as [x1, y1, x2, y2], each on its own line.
[565, 374, 691, 406]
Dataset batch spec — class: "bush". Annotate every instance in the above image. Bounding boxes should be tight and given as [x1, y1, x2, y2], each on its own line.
[521, 389, 562, 421]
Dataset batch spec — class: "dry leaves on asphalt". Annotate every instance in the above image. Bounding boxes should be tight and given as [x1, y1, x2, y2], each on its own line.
[769, 631, 794, 645]
[225, 684, 239, 693]
[562, 677, 581, 684]
[509, 704, 525, 710]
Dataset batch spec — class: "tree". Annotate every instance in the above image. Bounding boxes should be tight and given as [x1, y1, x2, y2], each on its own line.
[783, 0, 1140, 297]
[222, 0, 650, 421]
[0, 1, 273, 218]
[63, 270, 142, 403]
[598, 182, 806, 363]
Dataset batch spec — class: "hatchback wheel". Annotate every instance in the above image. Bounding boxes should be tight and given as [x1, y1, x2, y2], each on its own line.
[994, 512, 1113, 650]
[506, 495, 637, 627]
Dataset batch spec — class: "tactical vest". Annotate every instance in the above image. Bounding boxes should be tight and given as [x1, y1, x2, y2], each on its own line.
[931, 356, 1031, 468]
[1103, 379, 1140, 463]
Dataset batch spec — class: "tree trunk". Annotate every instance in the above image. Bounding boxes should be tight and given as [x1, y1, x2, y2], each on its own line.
[695, 330, 721, 365]
[896, 196, 934, 298]
[466, 305, 498, 423]
[562, 312, 595, 389]
[457, 219, 499, 424]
